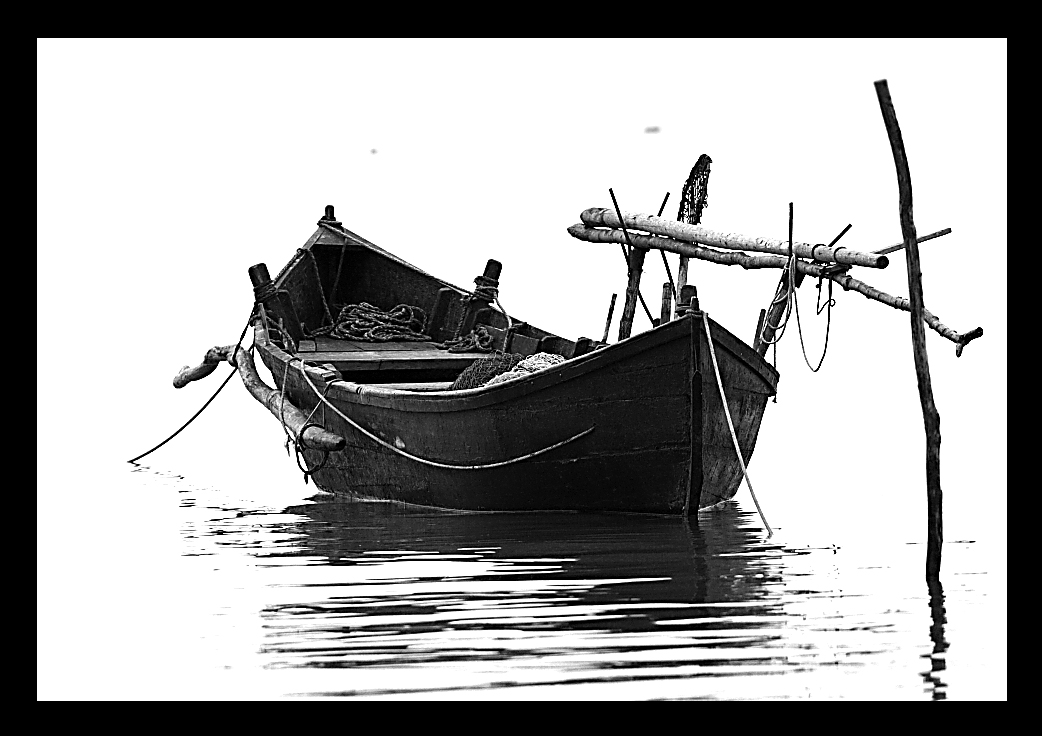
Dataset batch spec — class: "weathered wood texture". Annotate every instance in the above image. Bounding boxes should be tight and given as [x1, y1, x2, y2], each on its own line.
[569, 224, 816, 271]
[258, 311, 777, 515]
[875, 79, 942, 580]
[233, 345, 345, 451]
[569, 224, 982, 349]
[618, 246, 648, 341]
[265, 321, 694, 513]
[580, 208, 890, 268]
[173, 346, 231, 388]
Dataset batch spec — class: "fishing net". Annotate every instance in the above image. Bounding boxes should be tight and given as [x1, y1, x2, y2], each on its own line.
[450, 352, 524, 390]
[450, 351, 567, 390]
[484, 352, 566, 386]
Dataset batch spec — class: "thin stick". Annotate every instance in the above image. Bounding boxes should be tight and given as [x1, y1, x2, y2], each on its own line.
[655, 192, 677, 301]
[610, 188, 655, 336]
[828, 224, 852, 248]
[876, 78, 943, 582]
[874, 228, 952, 255]
[601, 293, 617, 343]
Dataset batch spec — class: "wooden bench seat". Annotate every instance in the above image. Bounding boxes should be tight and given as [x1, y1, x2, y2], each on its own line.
[297, 337, 481, 372]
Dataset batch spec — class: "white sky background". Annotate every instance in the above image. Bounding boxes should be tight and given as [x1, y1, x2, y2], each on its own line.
[38, 38, 1005, 697]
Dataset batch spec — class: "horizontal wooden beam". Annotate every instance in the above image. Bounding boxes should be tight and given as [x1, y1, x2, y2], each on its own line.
[566, 224, 982, 351]
[580, 207, 889, 269]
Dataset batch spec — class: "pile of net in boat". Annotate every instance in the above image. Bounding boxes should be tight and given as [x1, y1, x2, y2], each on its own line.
[450, 352, 566, 390]
[309, 303, 430, 342]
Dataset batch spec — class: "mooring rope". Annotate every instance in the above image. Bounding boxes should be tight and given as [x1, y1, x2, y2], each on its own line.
[701, 312, 773, 537]
[291, 357, 595, 470]
[127, 310, 255, 464]
[273, 358, 335, 484]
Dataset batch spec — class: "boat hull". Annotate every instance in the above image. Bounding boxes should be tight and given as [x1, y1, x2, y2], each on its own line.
[259, 310, 777, 515]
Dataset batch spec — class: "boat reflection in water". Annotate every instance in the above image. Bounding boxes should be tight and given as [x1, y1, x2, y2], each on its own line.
[251, 499, 804, 699]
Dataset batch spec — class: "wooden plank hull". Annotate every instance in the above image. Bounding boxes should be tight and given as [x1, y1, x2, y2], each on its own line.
[258, 307, 777, 515]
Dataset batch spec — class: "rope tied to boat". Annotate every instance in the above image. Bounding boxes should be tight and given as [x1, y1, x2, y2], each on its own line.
[276, 360, 335, 484]
[701, 311, 773, 538]
[440, 325, 495, 353]
[290, 357, 595, 470]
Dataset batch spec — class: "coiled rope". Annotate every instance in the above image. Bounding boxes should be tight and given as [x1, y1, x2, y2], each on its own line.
[702, 312, 773, 538]
[306, 302, 430, 342]
[291, 357, 595, 470]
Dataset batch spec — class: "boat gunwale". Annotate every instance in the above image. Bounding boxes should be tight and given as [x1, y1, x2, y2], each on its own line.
[257, 312, 778, 414]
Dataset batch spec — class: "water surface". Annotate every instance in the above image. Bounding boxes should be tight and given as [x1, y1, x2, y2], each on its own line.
[135, 465, 1003, 700]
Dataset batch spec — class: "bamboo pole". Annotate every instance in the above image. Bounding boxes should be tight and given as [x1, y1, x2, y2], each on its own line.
[875, 78, 942, 581]
[581, 208, 890, 269]
[567, 223, 983, 350]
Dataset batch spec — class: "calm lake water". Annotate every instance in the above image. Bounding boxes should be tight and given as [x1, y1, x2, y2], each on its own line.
[40, 458, 1002, 700]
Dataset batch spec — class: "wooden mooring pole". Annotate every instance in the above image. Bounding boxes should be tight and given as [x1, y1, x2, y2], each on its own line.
[875, 79, 943, 582]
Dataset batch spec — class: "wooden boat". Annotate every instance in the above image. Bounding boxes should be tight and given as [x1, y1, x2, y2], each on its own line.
[205, 205, 780, 516]
[166, 93, 986, 542]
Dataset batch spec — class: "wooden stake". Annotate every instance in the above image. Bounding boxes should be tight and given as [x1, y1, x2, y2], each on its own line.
[660, 283, 672, 325]
[601, 293, 617, 343]
[875, 78, 942, 582]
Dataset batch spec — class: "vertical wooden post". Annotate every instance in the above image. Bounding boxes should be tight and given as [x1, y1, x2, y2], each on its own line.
[875, 79, 943, 582]
[660, 283, 673, 325]
[754, 265, 806, 357]
[753, 308, 766, 347]
[617, 246, 648, 341]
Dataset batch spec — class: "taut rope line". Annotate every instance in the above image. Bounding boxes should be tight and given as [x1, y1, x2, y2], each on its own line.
[127, 309, 255, 464]
[701, 312, 773, 537]
[291, 357, 595, 471]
